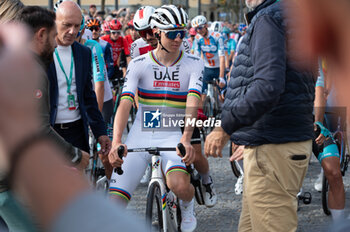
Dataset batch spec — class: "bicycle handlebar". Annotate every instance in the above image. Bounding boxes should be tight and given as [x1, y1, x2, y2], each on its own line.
[115, 146, 125, 175]
[114, 143, 187, 175]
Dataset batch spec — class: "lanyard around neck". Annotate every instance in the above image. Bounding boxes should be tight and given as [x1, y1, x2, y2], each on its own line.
[54, 47, 74, 94]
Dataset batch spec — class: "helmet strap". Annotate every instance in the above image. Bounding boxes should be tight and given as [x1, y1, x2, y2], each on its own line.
[156, 32, 170, 53]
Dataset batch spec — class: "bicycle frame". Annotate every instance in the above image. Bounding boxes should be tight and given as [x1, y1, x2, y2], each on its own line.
[206, 80, 220, 115]
[117, 146, 184, 232]
[148, 153, 179, 231]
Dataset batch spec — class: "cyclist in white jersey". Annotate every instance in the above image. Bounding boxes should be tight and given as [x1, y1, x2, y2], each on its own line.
[191, 15, 226, 103]
[130, 6, 217, 207]
[108, 5, 202, 232]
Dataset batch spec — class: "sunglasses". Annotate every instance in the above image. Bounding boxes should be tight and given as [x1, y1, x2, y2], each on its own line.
[110, 30, 121, 35]
[89, 26, 100, 32]
[195, 26, 204, 31]
[138, 28, 153, 38]
[160, 30, 186, 40]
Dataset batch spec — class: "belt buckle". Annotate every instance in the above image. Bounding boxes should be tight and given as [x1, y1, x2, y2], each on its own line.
[60, 123, 69, 129]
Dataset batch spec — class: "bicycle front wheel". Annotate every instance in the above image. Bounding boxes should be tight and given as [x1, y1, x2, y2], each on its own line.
[229, 142, 243, 178]
[146, 182, 164, 232]
[321, 174, 331, 215]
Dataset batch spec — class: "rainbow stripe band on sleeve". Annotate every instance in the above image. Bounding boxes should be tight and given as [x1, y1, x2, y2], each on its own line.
[166, 165, 189, 177]
[187, 89, 201, 100]
[121, 92, 135, 103]
[109, 187, 131, 203]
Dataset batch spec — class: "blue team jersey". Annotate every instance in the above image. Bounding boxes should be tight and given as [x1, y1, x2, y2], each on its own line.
[227, 39, 236, 56]
[192, 30, 225, 68]
[84, 39, 107, 83]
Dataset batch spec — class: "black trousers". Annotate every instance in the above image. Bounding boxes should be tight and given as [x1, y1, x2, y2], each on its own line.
[54, 119, 90, 152]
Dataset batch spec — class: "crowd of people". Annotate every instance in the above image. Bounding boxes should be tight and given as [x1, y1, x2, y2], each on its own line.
[0, 0, 350, 231]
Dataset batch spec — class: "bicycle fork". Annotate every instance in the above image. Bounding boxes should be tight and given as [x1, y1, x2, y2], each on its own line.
[148, 155, 179, 231]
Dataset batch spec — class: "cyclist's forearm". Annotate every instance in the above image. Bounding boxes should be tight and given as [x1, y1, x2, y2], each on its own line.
[126, 56, 131, 65]
[219, 56, 225, 77]
[182, 96, 200, 141]
[314, 86, 326, 123]
[112, 99, 132, 145]
[225, 52, 229, 69]
[95, 81, 105, 112]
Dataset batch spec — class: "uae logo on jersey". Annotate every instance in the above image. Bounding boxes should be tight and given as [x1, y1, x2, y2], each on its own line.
[153, 70, 180, 89]
[143, 109, 162, 128]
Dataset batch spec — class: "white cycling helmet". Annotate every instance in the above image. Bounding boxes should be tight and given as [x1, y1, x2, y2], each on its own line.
[191, 15, 207, 28]
[149, 5, 188, 30]
[133, 6, 155, 31]
[210, 21, 223, 32]
[54, 0, 64, 12]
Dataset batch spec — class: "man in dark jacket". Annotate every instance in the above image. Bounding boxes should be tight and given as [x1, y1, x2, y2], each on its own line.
[204, 0, 314, 231]
[47, 1, 110, 156]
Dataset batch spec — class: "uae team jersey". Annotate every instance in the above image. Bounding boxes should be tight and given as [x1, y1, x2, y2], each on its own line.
[130, 38, 191, 59]
[121, 50, 204, 120]
[192, 30, 225, 68]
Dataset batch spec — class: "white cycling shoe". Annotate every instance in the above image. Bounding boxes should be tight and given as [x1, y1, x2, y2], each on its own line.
[180, 199, 197, 232]
[202, 176, 217, 207]
[235, 174, 244, 195]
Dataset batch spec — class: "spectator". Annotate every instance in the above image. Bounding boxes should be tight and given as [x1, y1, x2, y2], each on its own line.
[0, 0, 23, 24]
[88, 4, 97, 18]
[48, 1, 111, 156]
[204, 0, 314, 231]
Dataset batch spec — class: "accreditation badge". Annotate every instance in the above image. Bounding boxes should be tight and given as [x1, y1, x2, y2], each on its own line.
[67, 94, 76, 110]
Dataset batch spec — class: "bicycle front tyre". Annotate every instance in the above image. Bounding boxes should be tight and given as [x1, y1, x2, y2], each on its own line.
[146, 182, 164, 232]
[229, 143, 242, 178]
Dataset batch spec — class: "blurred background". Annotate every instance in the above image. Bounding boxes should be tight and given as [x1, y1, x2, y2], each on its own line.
[21, 0, 247, 23]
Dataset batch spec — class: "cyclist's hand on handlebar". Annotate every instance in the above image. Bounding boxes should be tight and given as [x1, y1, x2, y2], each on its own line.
[314, 123, 326, 145]
[217, 78, 226, 89]
[108, 143, 127, 168]
[315, 133, 326, 146]
[178, 140, 195, 165]
[98, 135, 111, 156]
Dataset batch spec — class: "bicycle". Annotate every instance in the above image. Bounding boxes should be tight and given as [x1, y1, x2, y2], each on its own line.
[115, 143, 205, 231]
[110, 77, 137, 133]
[229, 143, 244, 195]
[87, 130, 109, 193]
[202, 78, 221, 134]
[321, 114, 349, 215]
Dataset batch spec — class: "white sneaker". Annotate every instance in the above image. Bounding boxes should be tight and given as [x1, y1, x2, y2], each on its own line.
[314, 170, 323, 192]
[140, 165, 151, 184]
[180, 199, 197, 232]
[202, 176, 217, 207]
[235, 174, 244, 195]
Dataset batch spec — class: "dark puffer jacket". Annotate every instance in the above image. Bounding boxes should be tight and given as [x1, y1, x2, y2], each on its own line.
[221, 0, 315, 146]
